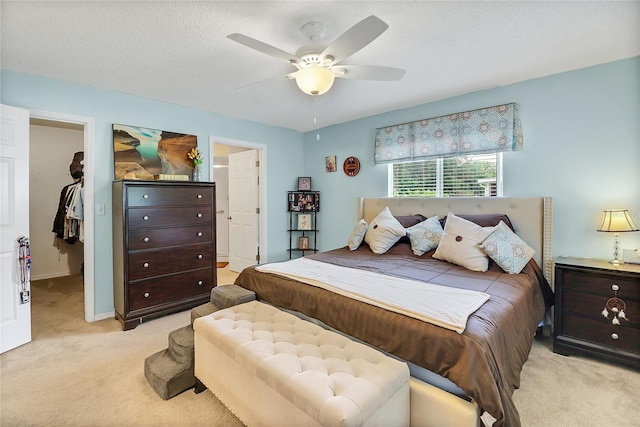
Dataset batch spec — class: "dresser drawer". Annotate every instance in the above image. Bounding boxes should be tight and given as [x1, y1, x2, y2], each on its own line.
[128, 244, 213, 280]
[128, 269, 213, 311]
[562, 313, 639, 353]
[128, 206, 212, 228]
[128, 225, 212, 250]
[561, 269, 639, 299]
[127, 185, 213, 207]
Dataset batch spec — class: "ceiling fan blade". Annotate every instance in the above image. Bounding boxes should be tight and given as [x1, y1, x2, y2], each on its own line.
[321, 15, 389, 65]
[236, 72, 296, 90]
[227, 33, 300, 65]
[333, 64, 406, 81]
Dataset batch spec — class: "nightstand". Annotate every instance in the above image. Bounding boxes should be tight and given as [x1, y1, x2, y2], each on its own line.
[554, 257, 640, 369]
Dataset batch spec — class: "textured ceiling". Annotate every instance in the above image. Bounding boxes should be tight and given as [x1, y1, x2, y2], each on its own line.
[1, 1, 639, 132]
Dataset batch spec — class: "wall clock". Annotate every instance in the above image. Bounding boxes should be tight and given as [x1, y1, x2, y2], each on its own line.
[343, 156, 361, 177]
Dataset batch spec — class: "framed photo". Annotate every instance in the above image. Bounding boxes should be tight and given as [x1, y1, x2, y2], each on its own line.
[325, 155, 337, 172]
[297, 213, 312, 230]
[297, 177, 311, 191]
[297, 236, 310, 250]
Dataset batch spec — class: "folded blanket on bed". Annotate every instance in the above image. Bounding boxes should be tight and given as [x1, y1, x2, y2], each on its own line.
[256, 257, 489, 333]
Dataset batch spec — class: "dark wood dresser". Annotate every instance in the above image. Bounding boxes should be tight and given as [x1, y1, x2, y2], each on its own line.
[554, 257, 639, 369]
[112, 180, 217, 330]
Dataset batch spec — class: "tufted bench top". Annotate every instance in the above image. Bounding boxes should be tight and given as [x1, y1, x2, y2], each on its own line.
[194, 300, 410, 426]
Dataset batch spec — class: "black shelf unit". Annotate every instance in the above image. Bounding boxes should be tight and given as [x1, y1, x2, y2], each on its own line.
[287, 191, 319, 258]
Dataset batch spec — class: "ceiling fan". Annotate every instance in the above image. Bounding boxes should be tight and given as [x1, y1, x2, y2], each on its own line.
[227, 15, 406, 96]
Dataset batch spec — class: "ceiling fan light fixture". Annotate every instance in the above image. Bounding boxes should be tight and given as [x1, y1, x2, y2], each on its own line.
[295, 65, 335, 96]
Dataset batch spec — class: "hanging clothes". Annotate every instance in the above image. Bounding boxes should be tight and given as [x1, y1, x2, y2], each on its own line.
[52, 181, 83, 244]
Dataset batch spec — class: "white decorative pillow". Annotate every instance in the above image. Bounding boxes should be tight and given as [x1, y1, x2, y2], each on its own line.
[364, 206, 406, 254]
[347, 219, 368, 250]
[406, 216, 444, 256]
[433, 213, 495, 272]
[480, 220, 535, 274]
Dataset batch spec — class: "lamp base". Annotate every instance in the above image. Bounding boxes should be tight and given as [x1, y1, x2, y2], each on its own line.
[609, 259, 624, 265]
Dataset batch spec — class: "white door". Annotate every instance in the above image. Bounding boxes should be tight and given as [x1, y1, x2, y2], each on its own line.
[228, 150, 259, 272]
[1, 104, 31, 353]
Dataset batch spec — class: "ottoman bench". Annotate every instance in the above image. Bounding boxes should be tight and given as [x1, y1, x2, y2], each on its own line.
[194, 300, 410, 427]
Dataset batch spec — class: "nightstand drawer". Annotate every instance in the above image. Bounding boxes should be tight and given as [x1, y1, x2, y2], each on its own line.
[563, 313, 639, 353]
[563, 289, 640, 328]
[561, 269, 639, 299]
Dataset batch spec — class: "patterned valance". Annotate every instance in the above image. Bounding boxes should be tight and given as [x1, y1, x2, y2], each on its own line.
[374, 103, 523, 164]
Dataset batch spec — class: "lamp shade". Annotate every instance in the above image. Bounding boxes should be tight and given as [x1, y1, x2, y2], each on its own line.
[295, 66, 335, 96]
[597, 209, 639, 232]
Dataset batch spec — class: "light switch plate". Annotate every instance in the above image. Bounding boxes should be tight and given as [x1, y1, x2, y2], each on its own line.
[96, 204, 105, 216]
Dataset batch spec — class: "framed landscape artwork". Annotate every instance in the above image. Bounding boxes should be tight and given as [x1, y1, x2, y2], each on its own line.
[112, 124, 197, 180]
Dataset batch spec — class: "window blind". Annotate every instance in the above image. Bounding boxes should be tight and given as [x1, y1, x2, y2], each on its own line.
[375, 103, 523, 165]
[392, 153, 498, 198]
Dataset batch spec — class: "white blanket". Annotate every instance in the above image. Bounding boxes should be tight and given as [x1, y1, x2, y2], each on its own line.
[256, 257, 489, 333]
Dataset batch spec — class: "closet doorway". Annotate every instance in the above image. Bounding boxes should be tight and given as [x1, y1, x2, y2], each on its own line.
[28, 111, 95, 323]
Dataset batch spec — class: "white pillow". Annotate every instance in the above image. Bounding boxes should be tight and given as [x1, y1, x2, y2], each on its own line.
[347, 219, 368, 250]
[433, 212, 495, 272]
[406, 216, 443, 256]
[364, 206, 406, 254]
[480, 220, 535, 274]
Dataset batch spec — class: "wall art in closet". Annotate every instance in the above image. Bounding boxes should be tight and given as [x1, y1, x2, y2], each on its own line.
[112, 124, 197, 180]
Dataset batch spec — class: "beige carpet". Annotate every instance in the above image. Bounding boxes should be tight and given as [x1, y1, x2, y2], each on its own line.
[1, 272, 639, 427]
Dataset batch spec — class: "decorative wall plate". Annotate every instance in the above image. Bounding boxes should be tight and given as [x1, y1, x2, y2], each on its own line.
[343, 156, 361, 177]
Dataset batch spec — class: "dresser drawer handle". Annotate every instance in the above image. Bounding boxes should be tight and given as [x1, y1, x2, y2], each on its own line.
[143, 237, 150, 242]
[611, 284, 620, 291]
[197, 213, 203, 218]
[197, 254, 203, 260]
[611, 333, 619, 340]
[143, 194, 149, 199]
[197, 280, 204, 286]
[143, 215, 149, 221]
[143, 262, 149, 268]
[197, 194, 203, 199]
[144, 292, 150, 298]
[197, 232, 203, 237]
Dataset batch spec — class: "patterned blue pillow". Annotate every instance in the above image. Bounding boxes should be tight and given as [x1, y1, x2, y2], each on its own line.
[480, 221, 535, 274]
[348, 219, 368, 250]
[405, 216, 443, 256]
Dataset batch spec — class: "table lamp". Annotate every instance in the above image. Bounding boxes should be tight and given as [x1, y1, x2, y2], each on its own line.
[597, 209, 639, 264]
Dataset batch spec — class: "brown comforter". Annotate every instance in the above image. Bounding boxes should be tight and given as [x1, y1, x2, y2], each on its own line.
[235, 242, 553, 427]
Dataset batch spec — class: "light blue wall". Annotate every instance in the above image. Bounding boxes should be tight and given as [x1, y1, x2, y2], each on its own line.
[303, 57, 640, 260]
[1, 69, 304, 317]
[3, 57, 638, 317]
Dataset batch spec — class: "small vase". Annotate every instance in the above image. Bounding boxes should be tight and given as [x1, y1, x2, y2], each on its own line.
[192, 164, 203, 182]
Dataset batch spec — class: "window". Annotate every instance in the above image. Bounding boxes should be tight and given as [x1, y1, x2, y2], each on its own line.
[390, 153, 501, 197]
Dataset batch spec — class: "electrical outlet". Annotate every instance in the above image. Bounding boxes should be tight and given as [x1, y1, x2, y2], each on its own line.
[96, 204, 105, 216]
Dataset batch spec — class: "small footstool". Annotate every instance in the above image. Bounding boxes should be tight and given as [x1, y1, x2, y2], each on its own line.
[194, 300, 410, 426]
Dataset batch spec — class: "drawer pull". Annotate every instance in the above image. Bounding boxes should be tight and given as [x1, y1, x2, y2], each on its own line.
[611, 284, 620, 291]
[611, 333, 619, 340]
[143, 237, 150, 242]
[144, 292, 150, 298]
[143, 262, 149, 268]
[197, 254, 203, 260]
[143, 215, 149, 221]
[197, 213, 203, 218]
[197, 232, 203, 237]
[197, 280, 204, 286]
[143, 194, 149, 199]
[197, 194, 203, 199]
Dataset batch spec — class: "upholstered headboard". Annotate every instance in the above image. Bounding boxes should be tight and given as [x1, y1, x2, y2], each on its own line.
[357, 197, 553, 283]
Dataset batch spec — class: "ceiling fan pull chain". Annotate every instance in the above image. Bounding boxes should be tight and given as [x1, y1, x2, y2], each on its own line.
[314, 96, 321, 141]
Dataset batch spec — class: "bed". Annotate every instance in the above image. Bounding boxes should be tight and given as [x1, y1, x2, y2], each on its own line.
[233, 197, 554, 427]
